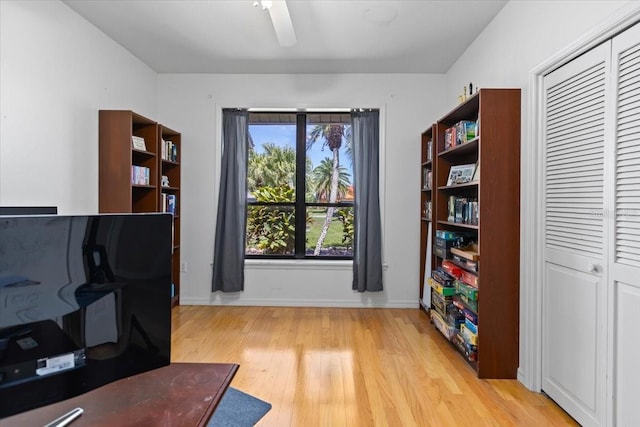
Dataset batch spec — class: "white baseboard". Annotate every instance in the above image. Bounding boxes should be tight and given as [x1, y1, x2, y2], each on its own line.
[517, 367, 529, 390]
[178, 296, 419, 308]
[178, 297, 210, 305]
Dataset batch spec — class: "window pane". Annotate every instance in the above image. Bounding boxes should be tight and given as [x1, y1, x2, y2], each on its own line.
[248, 113, 297, 202]
[244, 112, 354, 260]
[306, 114, 353, 203]
[306, 206, 353, 257]
[246, 205, 295, 256]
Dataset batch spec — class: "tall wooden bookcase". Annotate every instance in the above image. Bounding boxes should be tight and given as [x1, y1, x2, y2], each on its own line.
[159, 124, 181, 306]
[419, 125, 436, 310]
[429, 89, 520, 378]
[99, 110, 181, 307]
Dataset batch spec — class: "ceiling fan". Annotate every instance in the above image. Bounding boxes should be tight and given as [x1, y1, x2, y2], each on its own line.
[254, 0, 297, 47]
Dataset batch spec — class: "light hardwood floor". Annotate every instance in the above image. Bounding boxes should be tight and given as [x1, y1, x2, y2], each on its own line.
[171, 306, 577, 427]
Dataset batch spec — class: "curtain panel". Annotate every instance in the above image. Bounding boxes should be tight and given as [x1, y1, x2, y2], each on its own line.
[351, 110, 384, 292]
[212, 109, 249, 292]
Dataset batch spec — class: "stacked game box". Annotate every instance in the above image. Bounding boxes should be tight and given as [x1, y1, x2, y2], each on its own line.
[429, 233, 481, 363]
[434, 230, 473, 259]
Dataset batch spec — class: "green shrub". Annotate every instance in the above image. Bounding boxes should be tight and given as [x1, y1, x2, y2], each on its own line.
[246, 185, 296, 254]
[335, 207, 354, 246]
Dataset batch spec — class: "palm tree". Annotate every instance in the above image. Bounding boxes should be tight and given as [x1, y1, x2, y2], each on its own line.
[247, 142, 296, 191]
[313, 158, 350, 202]
[307, 124, 351, 255]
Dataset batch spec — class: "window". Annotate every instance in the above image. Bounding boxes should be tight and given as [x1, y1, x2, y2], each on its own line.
[246, 112, 354, 259]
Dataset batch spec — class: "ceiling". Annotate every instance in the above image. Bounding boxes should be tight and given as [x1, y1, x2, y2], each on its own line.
[63, 0, 508, 74]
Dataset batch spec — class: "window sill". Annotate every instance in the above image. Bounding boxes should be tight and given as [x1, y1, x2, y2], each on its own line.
[244, 259, 388, 271]
[245, 259, 353, 270]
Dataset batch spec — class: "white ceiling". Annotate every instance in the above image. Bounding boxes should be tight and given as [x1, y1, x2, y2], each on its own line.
[63, 0, 508, 74]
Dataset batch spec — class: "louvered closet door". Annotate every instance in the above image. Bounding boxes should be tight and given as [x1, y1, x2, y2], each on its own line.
[611, 22, 640, 427]
[542, 42, 609, 427]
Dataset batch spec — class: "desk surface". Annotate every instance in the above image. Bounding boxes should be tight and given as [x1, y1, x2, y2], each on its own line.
[0, 363, 239, 427]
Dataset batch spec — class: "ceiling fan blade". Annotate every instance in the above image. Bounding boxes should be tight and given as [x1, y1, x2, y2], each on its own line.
[267, 0, 297, 47]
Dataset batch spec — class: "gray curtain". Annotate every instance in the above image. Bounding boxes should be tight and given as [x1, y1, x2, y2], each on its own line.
[212, 109, 249, 292]
[351, 110, 383, 292]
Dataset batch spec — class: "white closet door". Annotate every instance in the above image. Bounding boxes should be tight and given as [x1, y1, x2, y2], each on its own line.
[542, 42, 610, 427]
[611, 22, 640, 427]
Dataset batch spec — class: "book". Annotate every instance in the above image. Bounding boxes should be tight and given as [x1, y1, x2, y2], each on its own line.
[444, 126, 456, 150]
[456, 120, 477, 145]
[131, 165, 149, 185]
[424, 201, 432, 221]
[167, 194, 176, 215]
[161, 139, 178, 162]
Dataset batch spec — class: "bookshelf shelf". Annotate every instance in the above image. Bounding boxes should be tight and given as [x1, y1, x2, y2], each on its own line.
[159, 124, 181, 307]
[133, 148, 156, 155]
[437, 182, 479, 191]
[99, 110, 182, 307]
[436, 221, 479, 230]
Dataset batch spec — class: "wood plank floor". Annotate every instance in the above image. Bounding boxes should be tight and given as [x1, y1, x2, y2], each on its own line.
[171, 306, 577, 427]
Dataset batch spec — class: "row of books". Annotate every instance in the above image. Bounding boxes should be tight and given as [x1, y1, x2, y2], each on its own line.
[161, 193, 177, 215]
[423, 201, 432, 221]
[422, 169, 432, 190]
[444, 120, 478, 151]
[447, 196, 479, 225]
[131, 165, 150, 185]
[161, 139, 178, 162]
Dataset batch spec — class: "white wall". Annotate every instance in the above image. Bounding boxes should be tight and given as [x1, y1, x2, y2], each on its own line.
[157, 73, 447, 307]
[446, 0, 631, 99]
[444, 0, 635, 388]
[0, 0, 157, 214]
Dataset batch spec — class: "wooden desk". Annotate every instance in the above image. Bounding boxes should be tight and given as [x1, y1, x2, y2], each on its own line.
[0, 363, 239, 427]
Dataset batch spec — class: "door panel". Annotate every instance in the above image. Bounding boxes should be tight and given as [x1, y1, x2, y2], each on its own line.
[611, 21, 640, 427]
[614, 282, 640, 427]
[542, 42, 609, 427]
[543, 263, 600, 412]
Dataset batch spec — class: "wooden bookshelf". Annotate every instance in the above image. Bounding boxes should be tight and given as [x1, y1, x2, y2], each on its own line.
[159, 125, 181, 307]
[419, 125, 436, 310]
[428, 89, 520, 379]
[99, 110, 182, 307]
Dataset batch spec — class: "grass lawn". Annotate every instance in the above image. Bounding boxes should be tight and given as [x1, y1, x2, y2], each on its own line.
[306, 211, 350, 249]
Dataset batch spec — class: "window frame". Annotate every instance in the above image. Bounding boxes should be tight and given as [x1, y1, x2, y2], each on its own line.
[245, 112, 354, 260]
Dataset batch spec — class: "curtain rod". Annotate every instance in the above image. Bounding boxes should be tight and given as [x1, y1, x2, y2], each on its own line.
[247, 107, 352, 113]
[245, 108, 378, 113]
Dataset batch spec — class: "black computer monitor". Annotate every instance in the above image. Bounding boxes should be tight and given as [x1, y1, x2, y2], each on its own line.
[0, 213, 172, 418]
